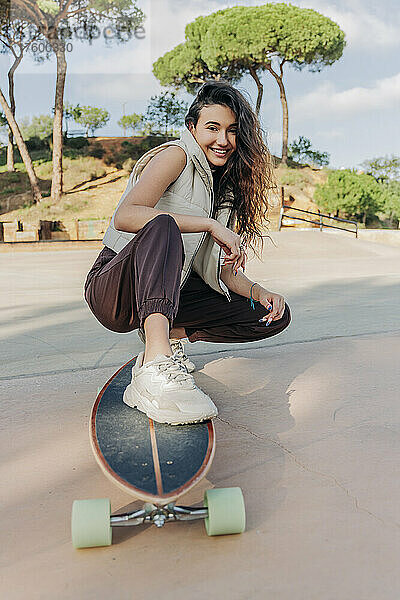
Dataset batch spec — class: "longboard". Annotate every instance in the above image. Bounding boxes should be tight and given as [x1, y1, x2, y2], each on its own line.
[71, 356, 245, 548]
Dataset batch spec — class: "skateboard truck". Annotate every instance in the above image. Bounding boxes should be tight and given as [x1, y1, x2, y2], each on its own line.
[111, 503, 209, 529]
[72, 487, 245, 548]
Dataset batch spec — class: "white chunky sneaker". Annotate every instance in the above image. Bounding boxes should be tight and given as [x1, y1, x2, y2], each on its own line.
[137, 328, 196, 373]
[123, 352, 217, 425]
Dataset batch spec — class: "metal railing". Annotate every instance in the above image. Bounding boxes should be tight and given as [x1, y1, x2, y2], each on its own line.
[279, 205, 358, 238]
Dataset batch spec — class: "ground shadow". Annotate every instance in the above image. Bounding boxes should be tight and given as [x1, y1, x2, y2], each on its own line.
[65, 173, 125, 194]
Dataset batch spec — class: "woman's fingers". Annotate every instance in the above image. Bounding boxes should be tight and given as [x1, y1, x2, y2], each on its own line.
[224, 248, 246, 273]
[258, 298, 285, 325]
[236, 251, 246, 273]
[226, 244, 241, 259]
[268, 299, 285, 322]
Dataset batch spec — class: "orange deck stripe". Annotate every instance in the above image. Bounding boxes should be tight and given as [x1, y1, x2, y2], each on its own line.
[149, 419, 163, 497]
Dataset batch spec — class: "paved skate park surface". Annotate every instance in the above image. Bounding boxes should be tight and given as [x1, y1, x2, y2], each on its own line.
[1, 230, 400, 599]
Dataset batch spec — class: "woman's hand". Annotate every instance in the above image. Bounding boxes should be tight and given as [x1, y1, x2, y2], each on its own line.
[255, 287, 286, 325]
[208, 220, 246, 272]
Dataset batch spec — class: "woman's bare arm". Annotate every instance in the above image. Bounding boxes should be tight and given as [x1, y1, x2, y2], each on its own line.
[114, 145, 213, 234]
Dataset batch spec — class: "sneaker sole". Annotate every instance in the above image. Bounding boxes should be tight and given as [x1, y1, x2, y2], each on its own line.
[123, 383, 217, 425]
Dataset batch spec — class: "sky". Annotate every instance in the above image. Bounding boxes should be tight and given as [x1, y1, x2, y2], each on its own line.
[1, 0, 399, 168]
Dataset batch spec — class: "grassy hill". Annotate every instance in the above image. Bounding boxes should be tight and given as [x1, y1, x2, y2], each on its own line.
[0, 137, 327, 228]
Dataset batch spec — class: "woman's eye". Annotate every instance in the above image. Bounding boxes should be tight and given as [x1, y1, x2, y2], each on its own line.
[208, 127, 237, 133]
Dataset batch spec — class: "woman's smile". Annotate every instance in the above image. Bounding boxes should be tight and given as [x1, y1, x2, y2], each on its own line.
[208, 146, 232, 159]
[204, 144, 234, 167]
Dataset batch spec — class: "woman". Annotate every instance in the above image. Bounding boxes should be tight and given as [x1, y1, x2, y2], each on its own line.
[84, 80, 291, 425]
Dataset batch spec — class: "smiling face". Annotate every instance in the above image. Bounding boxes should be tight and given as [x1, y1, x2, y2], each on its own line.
[188, 104, 237, 168]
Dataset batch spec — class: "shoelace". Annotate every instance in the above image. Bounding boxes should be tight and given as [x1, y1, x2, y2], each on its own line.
[154, 355, 193, 384]
[170, 340, 187, 361]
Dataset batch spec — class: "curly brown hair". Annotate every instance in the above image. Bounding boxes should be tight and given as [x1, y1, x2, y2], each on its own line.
[185, 80, 276, 259]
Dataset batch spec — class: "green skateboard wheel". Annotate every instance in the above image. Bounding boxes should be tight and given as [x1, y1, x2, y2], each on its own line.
[71, 498, 112, 548]
[203, 487, 246, 536]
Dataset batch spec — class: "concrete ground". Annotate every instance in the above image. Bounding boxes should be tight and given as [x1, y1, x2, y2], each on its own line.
[1, 229, 400, 599]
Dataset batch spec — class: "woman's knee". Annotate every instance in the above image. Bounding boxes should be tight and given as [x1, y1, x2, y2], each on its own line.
[132, 213, 184, 258]
[141, 213, 181, 237]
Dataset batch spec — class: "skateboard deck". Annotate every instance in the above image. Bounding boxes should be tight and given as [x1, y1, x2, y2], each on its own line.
[90, 356, 215, 505]
[71, 355, 245, 548]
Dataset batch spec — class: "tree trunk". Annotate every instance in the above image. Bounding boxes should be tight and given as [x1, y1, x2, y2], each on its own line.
[248, 64, 263, 115]
[50, 42, 67, 203]
[0, 86, 43, 203]
[7, 131, 14, 172]
[7, 51, 23, 172]
[265, 63, 289, 165]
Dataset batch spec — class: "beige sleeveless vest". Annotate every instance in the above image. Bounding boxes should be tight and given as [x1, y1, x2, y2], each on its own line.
[102, 127, 235, 301]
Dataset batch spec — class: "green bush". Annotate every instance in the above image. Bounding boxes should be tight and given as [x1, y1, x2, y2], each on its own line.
[315, 169, 384, 226]
[89, 143, 105, 159]
[65, 136, 89, 150]
[63, 148, 87, 159]
[104, 135, 174, 168]
[25, 136, 50, 152]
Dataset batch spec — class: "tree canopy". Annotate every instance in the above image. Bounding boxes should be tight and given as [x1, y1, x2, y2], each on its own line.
[361, 155, 400, 183]
[73, 105, 110, 137]
[288, 136, 330, 167]
[117, 113, 144, 136]
[145, 91, 188, 137]
[200, 3, 344, 76]
[380, 180, 400, 226]
[19, 114, 53, 140]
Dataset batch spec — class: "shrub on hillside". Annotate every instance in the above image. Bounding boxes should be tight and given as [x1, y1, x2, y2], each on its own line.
[64, 136, 89, 150]
[0, 146, 6, 166]
[105, 135, 177, 169]
[25, 136, 50, 152]
[89, 142, 105, 159]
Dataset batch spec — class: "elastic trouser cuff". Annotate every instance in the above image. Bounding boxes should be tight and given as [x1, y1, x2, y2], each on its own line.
[138, 298, 176, 331]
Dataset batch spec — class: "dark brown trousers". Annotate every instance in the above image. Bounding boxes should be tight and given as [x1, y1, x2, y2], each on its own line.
[84, 214, 291, 343]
